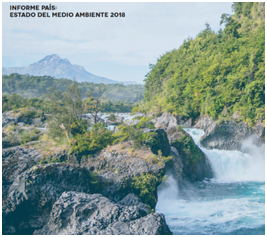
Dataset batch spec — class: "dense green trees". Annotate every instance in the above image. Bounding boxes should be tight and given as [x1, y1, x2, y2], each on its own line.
[2, 73, 144, 103]
[2, 74, 143, 113]
[142, 2, 265, 124]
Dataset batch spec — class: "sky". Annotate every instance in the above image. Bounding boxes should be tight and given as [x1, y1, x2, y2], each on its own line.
[2, 1, 233, 83]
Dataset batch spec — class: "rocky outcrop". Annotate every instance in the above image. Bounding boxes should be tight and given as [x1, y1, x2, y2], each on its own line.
[106, 115, 124, 125]
[143, 128, 171, 157]
[167, 127, 213, 182]
[3, 163, 98, 234]
[2, 109, 46, 148]
[34, 192, 171, 235]
[154, 113, 178, 128]
[2, 111, 17, 127]
[167, 147, 184, 184]
[182, 118, 192, 128]
[2, 147, 42, 200]
[100, 213, 171, 235]
[194, 115, 214, 131]
[154, 113, 192, 129]
[2, 109, 46, 128]
[195, 116, 265, 151]
[80, 142, 167, 208]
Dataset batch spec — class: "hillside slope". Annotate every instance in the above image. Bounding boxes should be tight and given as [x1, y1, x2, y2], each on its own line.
[143, 2, 265, 125]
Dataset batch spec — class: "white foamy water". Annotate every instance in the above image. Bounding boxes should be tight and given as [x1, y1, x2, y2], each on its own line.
[185, 128, 265, 183]
[156, 128, 265, 235]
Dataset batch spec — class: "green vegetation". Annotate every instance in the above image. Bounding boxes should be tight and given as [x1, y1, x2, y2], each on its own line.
[132, 172, 164, 210]
[2, 94, 136, 114]
[136, 117, 155, 129]
[171, 134, 203, 165]
[2, 73, 144, 103]
[2, 94, 49, 113]
[112, 123, 144, 148]
[70, 123, 114, 156]
[46, 81, 88, 141]
[107, 113, 116, 122]
[3, 73, 144, 114]
[38, 155, 66, 165]
[112, 117, 156, 149]
[2, 123, 41, 147]
[142, 3, 265, 125]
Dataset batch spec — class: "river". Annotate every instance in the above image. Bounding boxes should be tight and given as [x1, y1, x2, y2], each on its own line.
[156, 128, 265, 235]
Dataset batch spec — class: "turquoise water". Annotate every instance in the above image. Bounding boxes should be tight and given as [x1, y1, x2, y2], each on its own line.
[156, 128, 265, 235]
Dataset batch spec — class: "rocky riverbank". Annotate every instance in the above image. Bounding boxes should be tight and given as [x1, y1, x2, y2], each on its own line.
[154, 113, 265, 152]
[2, 111, 214, 235]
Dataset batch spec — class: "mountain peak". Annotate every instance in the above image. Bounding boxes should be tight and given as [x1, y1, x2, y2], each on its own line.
[41, 54, 60, 61]
[2, 55, 119, 84]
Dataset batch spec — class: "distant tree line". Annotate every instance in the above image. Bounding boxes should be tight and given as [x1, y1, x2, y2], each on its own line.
[2, 73, 145, 103]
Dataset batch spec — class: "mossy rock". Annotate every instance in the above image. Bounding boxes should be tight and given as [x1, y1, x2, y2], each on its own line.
[171, 131, 213, 181]
[131, 171, 164, 210]
[143, 129, 170, 157]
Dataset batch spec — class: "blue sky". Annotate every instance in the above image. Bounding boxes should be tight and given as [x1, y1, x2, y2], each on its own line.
[2, 2, 233, 83]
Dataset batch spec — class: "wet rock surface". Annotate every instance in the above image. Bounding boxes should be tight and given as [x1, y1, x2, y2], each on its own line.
[33, 192, 171, 235]
[99, 213, 172, 235]
[168, 147, 184, 184]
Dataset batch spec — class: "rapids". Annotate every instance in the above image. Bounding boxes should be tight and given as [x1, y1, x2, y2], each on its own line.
[156, 128, 265, 235]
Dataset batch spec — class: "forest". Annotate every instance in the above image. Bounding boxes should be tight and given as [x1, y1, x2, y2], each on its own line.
[2, 73, 144, 103]
[141, 2, 265, 125]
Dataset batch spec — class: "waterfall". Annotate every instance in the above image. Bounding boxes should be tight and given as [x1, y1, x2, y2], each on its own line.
[185, 128, 265, 183]
[156, 128, 265, 235]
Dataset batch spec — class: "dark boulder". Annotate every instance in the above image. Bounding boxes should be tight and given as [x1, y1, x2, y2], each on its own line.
[3, 163, 98, 234]
[2, 147, 41, 200]
[144, 129, 171, 157]
[170, 130, 213, 182]
[2, 111, 17, 127]
[167, 147, 184, 184]
[34, 191, 171, 235]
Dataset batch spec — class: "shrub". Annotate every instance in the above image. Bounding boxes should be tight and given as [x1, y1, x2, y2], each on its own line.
[136, 116, 155, 129]
[107, 113, 116, 121]
[112, 124, 143, 148]
[69, 123, 114, 156]
[18, 110, 38, 119]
